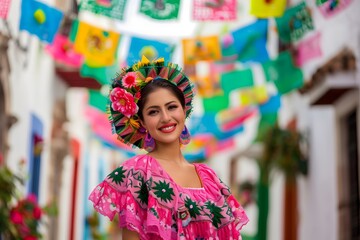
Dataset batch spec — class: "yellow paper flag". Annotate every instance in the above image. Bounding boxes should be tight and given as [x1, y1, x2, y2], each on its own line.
[74, 21, 120, 67]
[239, 86, 268, 106]
[250, 0, 286, 18]
[182, 36, 222, 65]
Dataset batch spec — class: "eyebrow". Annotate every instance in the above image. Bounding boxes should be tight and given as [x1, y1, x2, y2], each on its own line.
[145, 101, 177, 111]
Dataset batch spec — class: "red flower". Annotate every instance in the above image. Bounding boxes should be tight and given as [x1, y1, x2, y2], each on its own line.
[24, 235, 37, 240]
[121, 72, 137, 88]
[10, 210, 24, 224]
[33, 206, 42, 219]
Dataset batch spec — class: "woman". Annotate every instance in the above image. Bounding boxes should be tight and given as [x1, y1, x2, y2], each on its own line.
[89, 57, 248, 240]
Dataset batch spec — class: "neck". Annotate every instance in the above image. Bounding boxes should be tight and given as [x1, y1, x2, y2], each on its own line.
[149, 140, 185, 164]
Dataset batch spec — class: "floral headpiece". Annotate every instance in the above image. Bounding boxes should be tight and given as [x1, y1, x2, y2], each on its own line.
[108, 56, 195, 150]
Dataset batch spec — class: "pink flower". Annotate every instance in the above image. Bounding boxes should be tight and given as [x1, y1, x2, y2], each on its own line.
[27, 194, 37, 204]
[110, 88, 138, 118]
[122, 72, 137, 88]
[10, 210, 24, 224]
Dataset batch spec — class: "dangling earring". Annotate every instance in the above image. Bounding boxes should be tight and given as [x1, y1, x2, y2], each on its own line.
[180, 126, 191, 145]
[144, 131, 155, 152]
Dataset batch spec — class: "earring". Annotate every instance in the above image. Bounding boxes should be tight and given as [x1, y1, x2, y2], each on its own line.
[180, 126, 191, 145]
[144, 131, 155, 152]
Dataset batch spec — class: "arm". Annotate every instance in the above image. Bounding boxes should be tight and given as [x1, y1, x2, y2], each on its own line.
[122, 228, 140, 240]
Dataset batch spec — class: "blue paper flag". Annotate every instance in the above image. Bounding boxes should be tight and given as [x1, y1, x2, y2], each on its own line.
[189, 113, 244, 140]
[231, 19, 269, 63]
[20, 0, 63, 43]
[258, 94, 281, 114]
[126, 36, 174, 65]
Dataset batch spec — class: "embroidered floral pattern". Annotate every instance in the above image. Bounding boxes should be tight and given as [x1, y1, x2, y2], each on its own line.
[134, 176, 149, 205]
[153, 180, 175, 203]
[205, 201, 226, 228]
[107, 166, 126, 184]
[184, 197, 201, 218]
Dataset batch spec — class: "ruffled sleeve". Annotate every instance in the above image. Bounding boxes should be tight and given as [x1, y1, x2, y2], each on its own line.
[88, 156, 151, 238]
[197, 163, 249, 231]
[88, 155, 179, 240]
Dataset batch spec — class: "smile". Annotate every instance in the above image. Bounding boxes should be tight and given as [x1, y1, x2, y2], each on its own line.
[159, 124, 176, 133]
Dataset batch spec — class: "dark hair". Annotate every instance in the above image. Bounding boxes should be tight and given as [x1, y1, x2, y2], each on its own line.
[137, 79, 185, 120]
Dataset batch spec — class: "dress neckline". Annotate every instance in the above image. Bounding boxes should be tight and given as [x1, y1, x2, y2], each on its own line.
[147, 155, 205, 190]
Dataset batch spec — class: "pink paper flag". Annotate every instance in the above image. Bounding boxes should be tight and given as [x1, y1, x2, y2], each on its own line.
[0, 0, 11, 19]
[296, 32, 322, 66]
[193, 0, 237, 21]
[318, 0, 353, 18]
[46, 34, 84, 68]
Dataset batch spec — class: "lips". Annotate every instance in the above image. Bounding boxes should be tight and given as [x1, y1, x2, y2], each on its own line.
[159, 123, 177, 133]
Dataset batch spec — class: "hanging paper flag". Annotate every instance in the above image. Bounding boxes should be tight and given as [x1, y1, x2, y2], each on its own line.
[258, 94, 281, 114]
[231, 20, 269, 63]
[220, 68, 254, 96]
[19, 0, 63, 43]
[237, 86, 269, 107]
[275, 2, 314, 43]
[189, 113, 245, 140]
[262, 51, 303, 94]
[193, 0, 237, 21]
[79, 0, 127, 20]
[194, 61, 222, 97]
[295, 32, 322, 66]
[46, 34, 84, 67]
[0, 0, 11, 19]
[216, 106, 257, 132]
[250, 0, 286, 18]
[74, 21, 120, 67]
[220, 34, 238, 62]
[318, 0, 352, 18]
[202, 94, 229, 112]
[80, 62, 118, 85]
[139, 0, 180, 20]
[182, 36, 222, 65]
[127, 36, 173, 65]
[88, 89, 108, 112]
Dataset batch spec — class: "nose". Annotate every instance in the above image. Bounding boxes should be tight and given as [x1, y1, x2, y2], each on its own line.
[160, 109, 171, 122]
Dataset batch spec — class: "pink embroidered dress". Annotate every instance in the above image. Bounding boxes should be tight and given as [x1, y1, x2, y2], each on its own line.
[89, 155, 249, 240]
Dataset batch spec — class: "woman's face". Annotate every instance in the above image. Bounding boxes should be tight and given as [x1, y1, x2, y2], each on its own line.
[140, 88, 186, 146]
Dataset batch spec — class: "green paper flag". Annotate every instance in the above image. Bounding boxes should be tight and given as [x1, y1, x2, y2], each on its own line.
[220, 68, 254, 95]
[80, 63, 118, 85]
[69, 19, 79, 43]
[262, 51, 303, 95]
[140, 0, 180, 20]
[79, 0, 127, 20]
[275, 2, 314, 43]
[202, 94, 229, 113]
[88, 90, 108, 112]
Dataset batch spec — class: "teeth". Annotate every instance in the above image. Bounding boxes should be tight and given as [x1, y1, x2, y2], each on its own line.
[161, 126, 174, 131]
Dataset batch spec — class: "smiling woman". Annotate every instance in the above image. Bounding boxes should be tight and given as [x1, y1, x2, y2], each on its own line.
[88, 56, 249, 240]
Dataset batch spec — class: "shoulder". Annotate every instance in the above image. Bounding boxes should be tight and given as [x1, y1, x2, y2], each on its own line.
[195, 163, 232, 196]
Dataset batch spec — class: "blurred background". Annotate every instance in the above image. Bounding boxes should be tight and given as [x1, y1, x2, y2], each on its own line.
[0, 0, 359, 239]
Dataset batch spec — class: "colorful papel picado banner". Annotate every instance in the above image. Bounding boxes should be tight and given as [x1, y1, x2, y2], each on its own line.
[275, 2, 314, 43]
[250, 0, 286, 18]
[139, 0, 181, 20]
[74, 21, 120, 67]
[193, 0, 237, 21]
[79, 0, 127, 20]
[19, 0, 63, 43]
